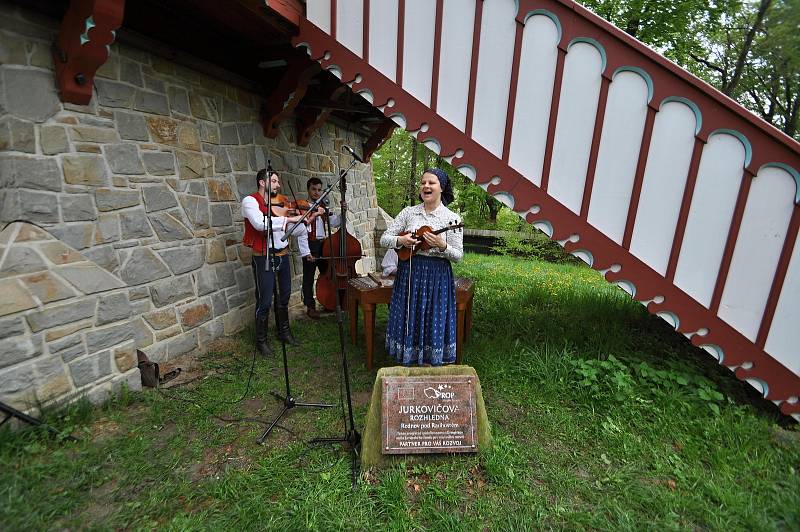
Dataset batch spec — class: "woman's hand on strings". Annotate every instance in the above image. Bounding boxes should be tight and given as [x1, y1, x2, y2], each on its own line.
[397, 234, 417, 248]
[422, 232, 446, 251]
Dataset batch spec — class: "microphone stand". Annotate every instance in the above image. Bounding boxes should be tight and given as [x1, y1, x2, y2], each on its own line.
[286, 154, 361, 487]
[257, 162, 333, 444]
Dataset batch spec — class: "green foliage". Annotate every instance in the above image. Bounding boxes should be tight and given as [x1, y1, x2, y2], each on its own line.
[579, 0, 741, 66]
[569, 355, 728, 415]
[579, 0, 800, 139]
[373, 129, 513, 228]
[492, 231, 576, 263]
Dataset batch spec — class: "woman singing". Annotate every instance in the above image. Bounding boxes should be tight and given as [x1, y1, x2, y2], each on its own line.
[380, 168, 464, 366]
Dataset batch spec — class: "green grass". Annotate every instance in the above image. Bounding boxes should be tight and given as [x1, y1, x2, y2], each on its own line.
[2, 254, 798, 530]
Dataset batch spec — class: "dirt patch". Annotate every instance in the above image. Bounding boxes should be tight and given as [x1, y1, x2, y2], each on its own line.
[160, 354, 205, 389]
[152, 420, 178, 450]
[465, 464, 488, 497]
[84, 479, 119, 522]
[241, 398, 265, 415]
[771, 426, 800, 450]
[187, 442, 253, 482]
[90, 418, 123, 443]
[352, 391, 372, 408]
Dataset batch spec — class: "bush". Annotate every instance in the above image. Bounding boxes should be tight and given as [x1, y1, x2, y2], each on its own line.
[492, 231, 575, 263]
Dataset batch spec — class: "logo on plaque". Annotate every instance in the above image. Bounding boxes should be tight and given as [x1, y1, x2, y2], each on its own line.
[382, 376, 477, 454]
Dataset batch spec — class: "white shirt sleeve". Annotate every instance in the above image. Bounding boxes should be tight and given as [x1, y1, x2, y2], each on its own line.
[242, 196, 285, 232]
[380, 207, 410, 249]
[442, 219, 464, 262]
[297, 226, 311, 257]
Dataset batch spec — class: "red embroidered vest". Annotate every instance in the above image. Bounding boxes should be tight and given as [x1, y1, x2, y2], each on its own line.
[243, 192, 270, 254]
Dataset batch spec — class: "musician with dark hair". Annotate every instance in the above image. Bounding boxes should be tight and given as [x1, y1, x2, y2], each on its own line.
[380, 168, 464, 366]
[297, 177, 345, 319]
[241, 169, 306, 356]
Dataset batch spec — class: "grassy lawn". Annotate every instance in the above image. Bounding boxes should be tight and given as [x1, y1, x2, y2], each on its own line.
[2, 254, 798, 530]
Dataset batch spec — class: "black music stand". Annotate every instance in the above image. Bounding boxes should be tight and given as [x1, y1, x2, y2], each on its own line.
[284, 153, 362, 485]
[256, 163, 333, 444]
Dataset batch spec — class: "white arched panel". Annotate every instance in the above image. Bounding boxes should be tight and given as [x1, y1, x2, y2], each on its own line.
[437, 0, 476, 130]
[337, 0, 363, 56]
[471, 0, 517, 157]
[587, 71, 649, 242]
[307, 0, 331, 34]
[402, 0, 437, 107]
[719, 167, 796, 341]
[674, 134, 746, 307]
[368, 0, 398, 81]
[629, 101, 697, 274]
[507, 14, 559, 187]
[548, 42, 603, 214]
[766, 228, 800, 377]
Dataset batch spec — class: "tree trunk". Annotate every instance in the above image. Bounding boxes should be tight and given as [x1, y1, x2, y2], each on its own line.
[723, 0, 772, 96]
[486, 197, 502, 224]
[783, 78, 799, 138]
[406, 136, 418, 206]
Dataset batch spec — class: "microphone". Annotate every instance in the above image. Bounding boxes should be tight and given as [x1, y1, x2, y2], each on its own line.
[341, 144, 363, 163]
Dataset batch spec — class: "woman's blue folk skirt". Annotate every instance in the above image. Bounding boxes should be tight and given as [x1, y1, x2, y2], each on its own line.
[385, 255, 457, 366]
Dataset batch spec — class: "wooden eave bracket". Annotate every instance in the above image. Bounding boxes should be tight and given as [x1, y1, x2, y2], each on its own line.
[53, 0, 125, 105]
[296, 83, 348, 146]
[362, 119, 396, 162]
[263, 0, 304, 28]
[260, 56, 319, 138]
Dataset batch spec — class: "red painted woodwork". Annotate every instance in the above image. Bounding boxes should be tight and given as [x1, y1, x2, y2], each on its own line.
[580, 74, 611, 220]
[263, 0, 304, 27]
[666, 137, 706, 282]
[362, 119, 396, 162]
[539, 47, 566, 192]
[53, 0, 124, 105]
[292, 0, 800, 415]
[621, 106, 656, 250]
[260, 53, 319, 138]
[295, 81, 348, 146]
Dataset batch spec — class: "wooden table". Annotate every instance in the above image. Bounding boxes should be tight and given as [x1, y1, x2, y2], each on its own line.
[347, 276, 475, 369]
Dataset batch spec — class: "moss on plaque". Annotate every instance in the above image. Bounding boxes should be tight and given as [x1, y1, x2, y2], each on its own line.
[361, 365, 492, 468]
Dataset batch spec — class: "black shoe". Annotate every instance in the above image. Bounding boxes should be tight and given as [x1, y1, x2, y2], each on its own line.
[255, 316, 273, 357]
[277, 308, 300, 346]
[306, 305, 321, 319]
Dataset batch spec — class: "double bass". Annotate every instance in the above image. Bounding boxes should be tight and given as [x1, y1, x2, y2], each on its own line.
[314, 176, 362, 311]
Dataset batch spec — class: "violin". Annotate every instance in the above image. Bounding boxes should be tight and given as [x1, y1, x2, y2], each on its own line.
[267, 194, 322, 223]
[396, 222, 464, 261]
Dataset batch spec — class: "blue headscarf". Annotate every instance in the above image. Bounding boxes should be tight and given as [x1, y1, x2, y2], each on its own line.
[423, 168, 455, 206]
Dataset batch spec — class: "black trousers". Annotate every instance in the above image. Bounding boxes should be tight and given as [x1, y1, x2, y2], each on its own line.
[302, 240, 327, 308]
[251, 253, 291, 321]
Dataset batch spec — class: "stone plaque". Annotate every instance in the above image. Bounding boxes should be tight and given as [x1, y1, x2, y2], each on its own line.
[381, 375, 477, 454]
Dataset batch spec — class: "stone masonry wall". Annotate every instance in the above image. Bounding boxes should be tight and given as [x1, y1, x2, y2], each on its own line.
[0, 4, 381, 411]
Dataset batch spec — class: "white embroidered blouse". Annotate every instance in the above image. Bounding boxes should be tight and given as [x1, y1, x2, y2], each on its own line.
[380, 203, 464, 262]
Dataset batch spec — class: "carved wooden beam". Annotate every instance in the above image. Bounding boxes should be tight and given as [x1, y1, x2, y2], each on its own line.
[260, 54, 319, 138]
[362, 119, 396, 162]
[53, 0, 125, 105]
[296, 84, 348, 146]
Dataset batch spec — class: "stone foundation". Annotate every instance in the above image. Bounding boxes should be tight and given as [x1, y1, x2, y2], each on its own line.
[0, 4, 380, 412]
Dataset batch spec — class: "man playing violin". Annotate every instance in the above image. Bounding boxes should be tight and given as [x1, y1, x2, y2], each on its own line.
[241, 169, 306, 356]
[297, 177, 346, 319]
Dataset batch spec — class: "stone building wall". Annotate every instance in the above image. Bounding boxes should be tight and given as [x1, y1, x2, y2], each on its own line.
[0, 4, 382, 411]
